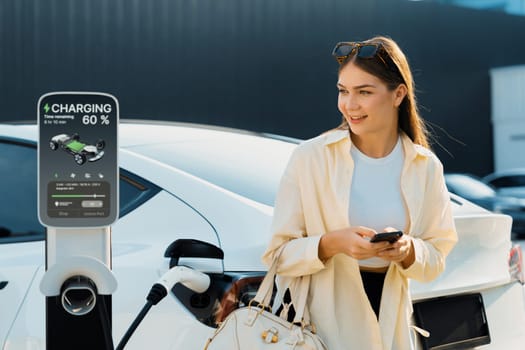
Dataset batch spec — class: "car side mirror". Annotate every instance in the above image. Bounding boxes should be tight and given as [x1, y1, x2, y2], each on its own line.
[164, 239, 224, 268]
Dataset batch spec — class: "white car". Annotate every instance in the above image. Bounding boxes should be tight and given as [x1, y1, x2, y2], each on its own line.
[1, 121, 524, 349]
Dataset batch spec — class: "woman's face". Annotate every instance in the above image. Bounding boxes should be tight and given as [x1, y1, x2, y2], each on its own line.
[337, 62, 406, 140]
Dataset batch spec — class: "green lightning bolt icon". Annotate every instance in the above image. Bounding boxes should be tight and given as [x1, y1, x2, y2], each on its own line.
[44, 103, 50, 113]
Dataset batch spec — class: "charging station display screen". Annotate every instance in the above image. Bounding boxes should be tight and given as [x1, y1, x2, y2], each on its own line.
[38, 92, 119, 227]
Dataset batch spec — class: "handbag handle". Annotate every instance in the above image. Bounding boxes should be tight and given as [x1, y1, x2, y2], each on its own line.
[253, 246, 312, 325]
[252, 247, 283, 307]
[290, 273, 311, 325]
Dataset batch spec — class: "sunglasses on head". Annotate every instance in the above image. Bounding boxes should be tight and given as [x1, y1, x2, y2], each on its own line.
[332, 42, 401, 77]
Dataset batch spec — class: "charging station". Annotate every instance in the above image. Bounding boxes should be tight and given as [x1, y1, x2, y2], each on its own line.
[38, 92, 119, 349]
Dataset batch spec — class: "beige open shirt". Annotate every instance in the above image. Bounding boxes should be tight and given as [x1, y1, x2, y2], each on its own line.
[262, 129, 458, 350]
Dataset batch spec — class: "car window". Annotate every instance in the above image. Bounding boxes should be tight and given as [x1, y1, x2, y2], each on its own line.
[119, 169, 161, 218]
[0, 140, 161, 244]
[0, 141, 42, 242]
[490, 175, 525, 188]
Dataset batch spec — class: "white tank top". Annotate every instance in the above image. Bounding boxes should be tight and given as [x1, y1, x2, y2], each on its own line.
[349, 137, 407, 268]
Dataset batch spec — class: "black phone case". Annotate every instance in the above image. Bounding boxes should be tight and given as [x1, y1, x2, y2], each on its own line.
[370, 231, 403, 243]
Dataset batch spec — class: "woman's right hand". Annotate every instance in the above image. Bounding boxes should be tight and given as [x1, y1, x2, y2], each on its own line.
[318, 226, 391, 261]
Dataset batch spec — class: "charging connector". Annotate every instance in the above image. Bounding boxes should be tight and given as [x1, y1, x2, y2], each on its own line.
[116, 266, 210, 350]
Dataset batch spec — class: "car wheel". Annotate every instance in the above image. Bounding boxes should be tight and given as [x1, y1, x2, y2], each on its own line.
[49, 141, 58, 150]
[74, 154, 86, 165]
[72, 133, 80, 141]
[96, 139, 105, 150]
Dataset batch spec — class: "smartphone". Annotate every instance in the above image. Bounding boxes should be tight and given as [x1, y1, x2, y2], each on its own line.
[370, 231, 403, 243]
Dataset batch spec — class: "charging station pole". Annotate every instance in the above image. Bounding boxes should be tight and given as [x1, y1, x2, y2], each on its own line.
[38, 92, 119, 349]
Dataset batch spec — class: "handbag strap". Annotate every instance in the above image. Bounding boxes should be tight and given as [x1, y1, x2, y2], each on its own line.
[253, 246, 283, 307]
[291, 273, 311, 325]
[253, 246, 312, 325]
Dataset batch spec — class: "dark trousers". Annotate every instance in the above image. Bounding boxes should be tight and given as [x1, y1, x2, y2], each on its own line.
[360, 270, 387, 319]
[278, 270, 386, 321]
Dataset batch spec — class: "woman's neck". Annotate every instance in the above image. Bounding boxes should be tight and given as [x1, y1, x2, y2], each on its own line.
[350, 131, 399, 158]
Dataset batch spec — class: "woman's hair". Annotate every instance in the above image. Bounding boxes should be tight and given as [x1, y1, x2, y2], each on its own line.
[336, 36, 430, 149]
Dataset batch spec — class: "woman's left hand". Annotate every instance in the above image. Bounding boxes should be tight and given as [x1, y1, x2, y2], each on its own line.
[376, 228, 415, 268]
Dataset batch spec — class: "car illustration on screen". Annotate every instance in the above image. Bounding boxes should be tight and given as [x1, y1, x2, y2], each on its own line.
[49, 133, 105, 165]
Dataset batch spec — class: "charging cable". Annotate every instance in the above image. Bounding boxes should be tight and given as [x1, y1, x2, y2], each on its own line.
[115, 266, 210, 350]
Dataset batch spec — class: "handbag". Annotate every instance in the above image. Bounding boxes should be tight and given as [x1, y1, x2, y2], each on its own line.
[204, 250, 328, 349]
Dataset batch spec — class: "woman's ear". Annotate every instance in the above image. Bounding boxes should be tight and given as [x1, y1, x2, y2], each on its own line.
[394, 84, 408, 108]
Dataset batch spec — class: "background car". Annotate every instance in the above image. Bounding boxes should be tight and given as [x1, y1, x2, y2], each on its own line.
[483, 168, 525, 199]
[445, 173, 525, 236]
[1, 121, 525, 349]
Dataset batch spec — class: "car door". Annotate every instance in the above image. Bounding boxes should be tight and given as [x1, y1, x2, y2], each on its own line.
[0, 139, 45, 348]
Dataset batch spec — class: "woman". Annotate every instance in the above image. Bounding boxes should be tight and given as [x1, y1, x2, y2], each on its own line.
[262, 36, 458, 350]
